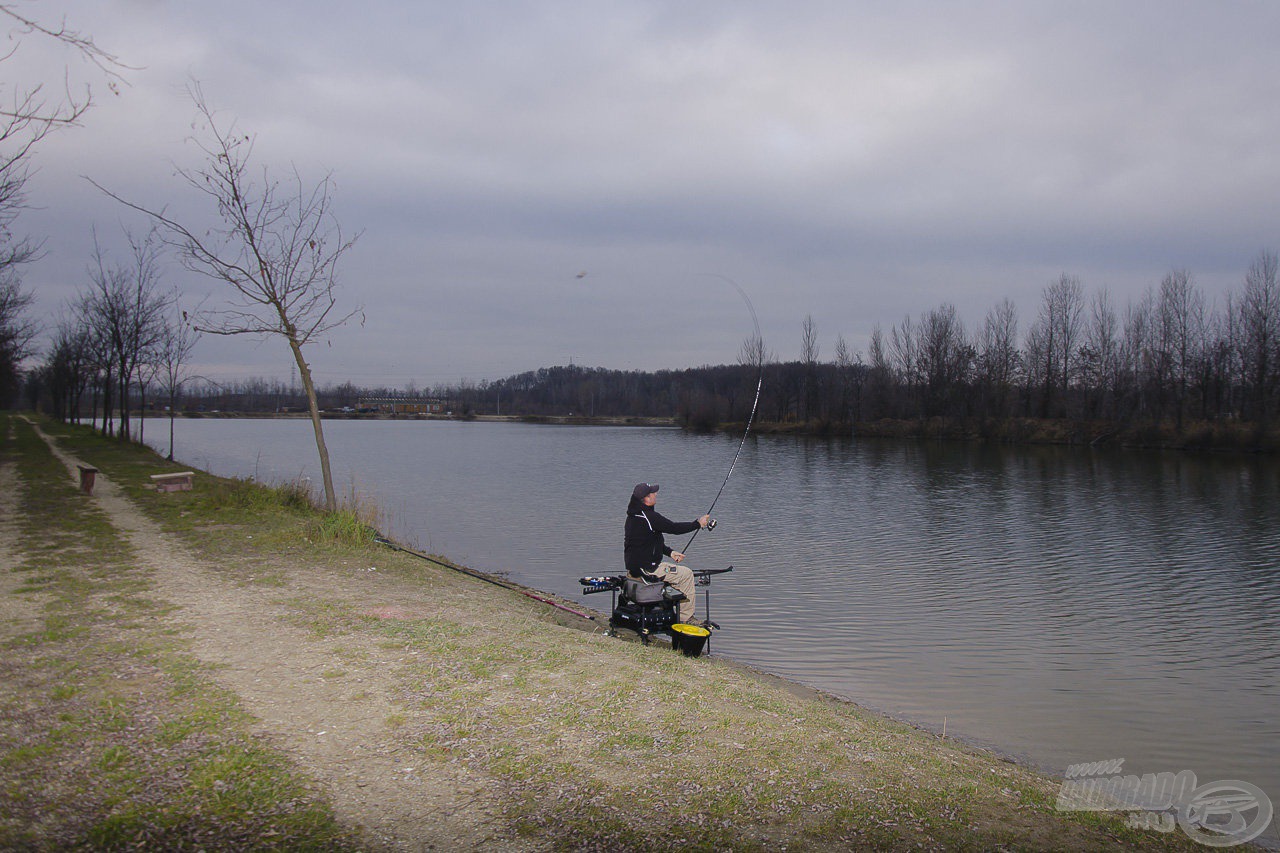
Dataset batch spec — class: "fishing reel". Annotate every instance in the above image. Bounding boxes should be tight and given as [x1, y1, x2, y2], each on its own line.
[706, 518, 717, 530]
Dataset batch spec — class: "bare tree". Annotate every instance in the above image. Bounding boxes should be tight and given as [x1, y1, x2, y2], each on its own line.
[64, 289, 113, 432]
[1027, 274, 1084, 418]
[94, 85, 361, 510]
[917, 303, 972, 418]
[72, 269, 114, 431]
[0, 8, 123, 408]
[833, 333, 861, 422]
[738, 332, 770, 369]
[1118, 289, 1155, 421]
[81, 230, 170, 439]
[889, 314, 921, 414]
[800, 314, 820, 421]
[976, 298, 1020, 418]
[1155, 269, 1205, 429]
[0, 271, 35, 405]
[155, 307, 200, 460]
[1200, 297, 1237, 421]
[737, 331, 774, 421]
[1078, 288, 1119, 420]
[1239, 250, 1280, 425]
[50, 317, 94, 422]
[126, 230, 172, 441]
[866, 324, 892, 418]
[2, 6, 122, 271]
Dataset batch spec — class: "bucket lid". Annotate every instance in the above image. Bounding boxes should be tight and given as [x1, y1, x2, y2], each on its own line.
[671, 623, 710, 638]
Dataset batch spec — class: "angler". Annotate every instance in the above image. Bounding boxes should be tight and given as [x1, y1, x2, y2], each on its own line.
[624, 482, 711, 625]
[577, 479, 732, 655]
[578, 275, 757, 656]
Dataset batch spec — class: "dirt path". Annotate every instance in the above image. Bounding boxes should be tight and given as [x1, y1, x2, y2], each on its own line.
[24, 419, 539, 851]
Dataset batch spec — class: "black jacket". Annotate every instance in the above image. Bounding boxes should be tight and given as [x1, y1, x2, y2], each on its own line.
[624, 496, 700, 577]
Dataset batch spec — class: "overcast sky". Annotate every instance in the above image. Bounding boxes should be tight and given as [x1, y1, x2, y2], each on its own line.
[14, 1, 1280, 388]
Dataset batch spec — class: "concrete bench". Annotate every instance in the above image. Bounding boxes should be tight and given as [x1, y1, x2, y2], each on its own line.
[77, 465, 99, 495]
[150, 471, 195, 492]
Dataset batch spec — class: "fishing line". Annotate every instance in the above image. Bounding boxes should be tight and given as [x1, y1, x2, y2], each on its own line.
[681, 274, 764, 555]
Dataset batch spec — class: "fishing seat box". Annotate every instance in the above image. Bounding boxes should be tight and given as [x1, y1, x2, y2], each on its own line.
[611, 578, 685, 634]
[623, 578, 666, 604]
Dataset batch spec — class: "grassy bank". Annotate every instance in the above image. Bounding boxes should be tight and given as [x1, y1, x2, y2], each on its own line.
[0, 413, 1205, 850]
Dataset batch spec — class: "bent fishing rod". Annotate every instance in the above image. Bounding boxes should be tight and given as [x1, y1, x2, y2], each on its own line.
[681, 274, 764, 555]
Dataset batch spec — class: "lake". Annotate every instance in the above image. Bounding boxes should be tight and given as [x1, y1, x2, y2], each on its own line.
[141, 416, 1280, 809]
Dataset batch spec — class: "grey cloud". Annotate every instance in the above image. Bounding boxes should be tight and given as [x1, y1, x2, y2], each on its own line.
[14, 1, 1280, 383]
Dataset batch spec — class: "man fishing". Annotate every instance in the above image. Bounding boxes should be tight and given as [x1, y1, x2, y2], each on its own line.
[624, 483, 711, 625]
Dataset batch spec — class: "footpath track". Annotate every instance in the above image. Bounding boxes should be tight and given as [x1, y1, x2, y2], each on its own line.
[17, 417, 535, 851]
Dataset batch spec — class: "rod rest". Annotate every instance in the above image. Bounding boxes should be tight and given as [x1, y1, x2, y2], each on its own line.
[693, 566, 733, 585]
[579, 575, 625, 594]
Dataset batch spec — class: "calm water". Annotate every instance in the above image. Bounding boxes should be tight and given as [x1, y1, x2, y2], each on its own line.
[143, 417, 1280, 805]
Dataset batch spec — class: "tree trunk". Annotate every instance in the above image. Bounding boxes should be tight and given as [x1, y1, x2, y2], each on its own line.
[289, 337, 337, 512]
[167, 389, 176, 461]
[138, 379, 146, 444]
[117, 365, 130, 441]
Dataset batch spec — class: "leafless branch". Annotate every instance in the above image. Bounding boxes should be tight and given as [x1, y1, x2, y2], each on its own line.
[90, 82, 362, 510]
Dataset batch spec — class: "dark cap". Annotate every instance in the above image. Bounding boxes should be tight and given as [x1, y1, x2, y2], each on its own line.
[632, 482, 659, 500]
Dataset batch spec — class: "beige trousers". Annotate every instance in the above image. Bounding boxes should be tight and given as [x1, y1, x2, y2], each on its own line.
[652, 561, 697, 623]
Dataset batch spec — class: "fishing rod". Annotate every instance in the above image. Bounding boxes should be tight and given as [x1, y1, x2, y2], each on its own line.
[681, 274, 764, 555]
[373, 535, 597, 621]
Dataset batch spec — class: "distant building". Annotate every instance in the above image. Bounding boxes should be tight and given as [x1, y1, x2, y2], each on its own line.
[358, 396, 448, 415]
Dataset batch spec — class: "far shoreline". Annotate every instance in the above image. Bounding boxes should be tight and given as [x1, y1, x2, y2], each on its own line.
[149, 409, 1280, 454]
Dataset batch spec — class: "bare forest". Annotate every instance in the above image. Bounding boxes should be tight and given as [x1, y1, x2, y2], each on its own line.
[21, 257, 1280, 453]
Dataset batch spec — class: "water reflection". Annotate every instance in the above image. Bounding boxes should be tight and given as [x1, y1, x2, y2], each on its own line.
[144, 419, 1280, 804]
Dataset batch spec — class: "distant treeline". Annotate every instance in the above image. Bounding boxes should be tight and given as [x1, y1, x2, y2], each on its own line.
[29, 254, 1280, 452]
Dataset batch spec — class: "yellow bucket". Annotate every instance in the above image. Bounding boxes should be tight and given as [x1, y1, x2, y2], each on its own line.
[670, 623, 711, 657]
